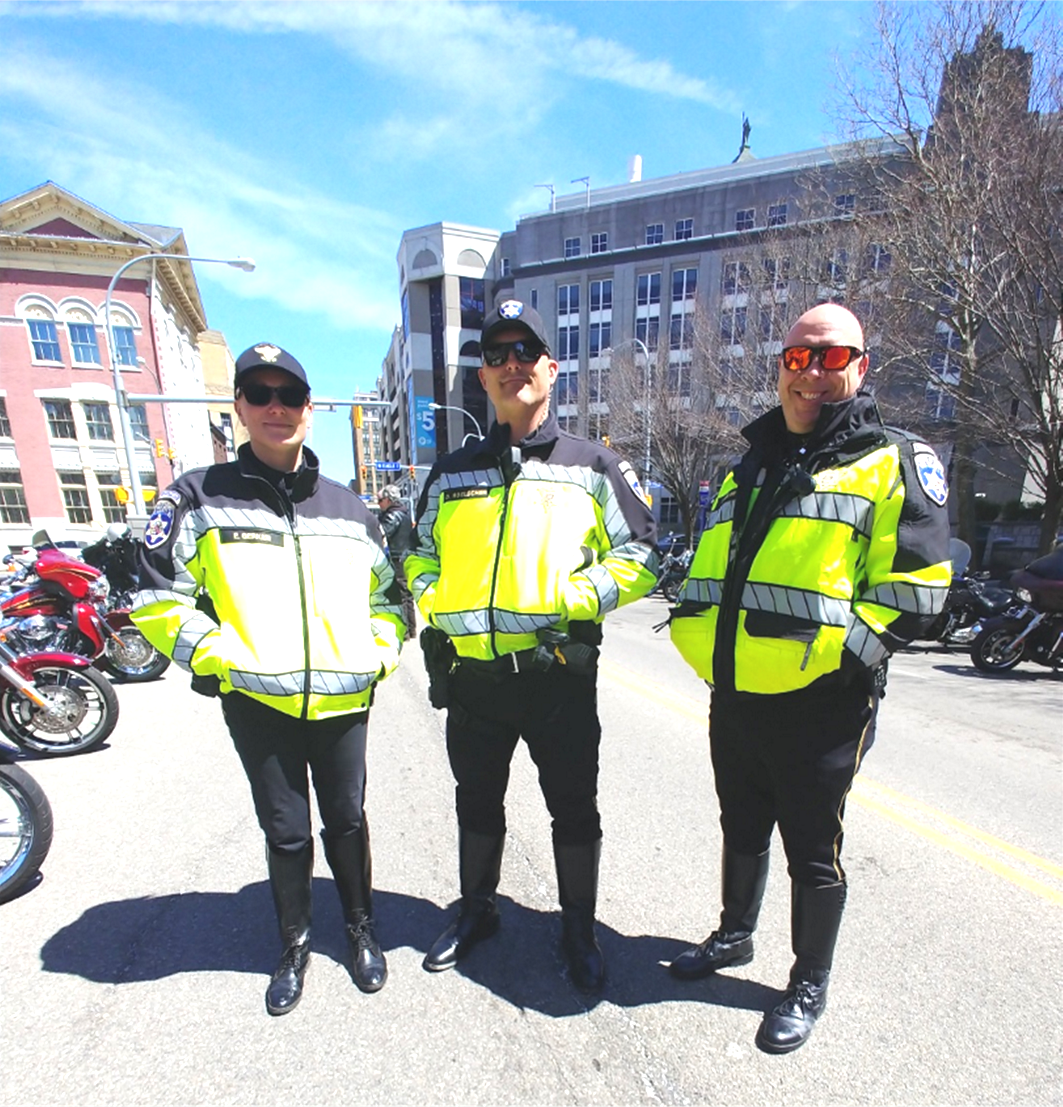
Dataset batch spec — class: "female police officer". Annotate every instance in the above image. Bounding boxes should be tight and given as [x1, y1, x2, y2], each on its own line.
[132, 343, 405, 1015]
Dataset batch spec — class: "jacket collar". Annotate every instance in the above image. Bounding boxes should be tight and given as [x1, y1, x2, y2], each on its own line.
[742, 391, 885, 458]
[483, 409, 560, 458]
[238, 441, 319, 501]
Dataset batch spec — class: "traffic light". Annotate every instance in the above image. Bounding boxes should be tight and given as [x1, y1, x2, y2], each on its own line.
[360, 465, 368, 481]
[409, 466, 416, 480]
[167, 447, 177, 461]
[602, 435, 611, 448]
[154, 438, 165, 458]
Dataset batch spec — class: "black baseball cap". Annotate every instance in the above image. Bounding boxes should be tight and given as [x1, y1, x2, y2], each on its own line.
[481, 299, 551, 353]
[234, 343, 310, 391]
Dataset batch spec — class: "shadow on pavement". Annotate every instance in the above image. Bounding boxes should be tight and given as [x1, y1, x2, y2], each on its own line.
[40, 883, 779, 1018]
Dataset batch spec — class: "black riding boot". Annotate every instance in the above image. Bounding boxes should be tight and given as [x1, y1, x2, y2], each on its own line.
[670, 846, 770, 980]
[265, 843, 313, 1016]
[322, 824, 387, 994]
[555, 839, 605, 994]
[423, 829, 504, 972]
[757, 881, 847, 1054]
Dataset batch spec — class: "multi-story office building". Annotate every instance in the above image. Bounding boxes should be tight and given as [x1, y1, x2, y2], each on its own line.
[0, 182, 223, 547]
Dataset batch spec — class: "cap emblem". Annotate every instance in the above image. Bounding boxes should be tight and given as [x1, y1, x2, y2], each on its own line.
[498, 300, 524, 319]
[254, 344, 282, 363]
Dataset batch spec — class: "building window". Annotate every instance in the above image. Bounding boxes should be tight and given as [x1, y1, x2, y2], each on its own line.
[68, 323, 102, 365]
[459, 277, 485, 330]
[500, 257, 511, 277]
[28, 319, 62, 362]
[930, 327, 963, 382]
[558, 284, 580, 316]
[128, 404, 150, 443]
[672, 267, 697, 302]
[83, 402, 115, 441]
[0, 398, 10, 438]
[865, 243, 892, 275]
[400, 290, 410, 341]
[97, 471, 126, 523]
[590, 279, 612, 312]
[834, 193, 855, 214]
[925, 385, 956, 421]
[59, 471, 92, 524]
[823, 249, 848, 286]
[530, 289, 538, 310]
[635, 316, 660, 351]
[674, 218, 693, 241]
[721, 262, 750, 296]
[768, 204, 788, 228]
[636, 273, 661, 306]
[113, 326, 138, 367]
[763, 256, 790, 290]
[0, 470, 29, 524]
[564, 237, 581, 259]
[557, 324, 580, 361]
[44, 400, 77, 439]
[556, 371, 578, 405]
[721, 306, 747, 344]
[735, 208, 755, 232]
[669, 313, 694, 351]
[591, 232, 608, 254]
[645, 223, 663, 245]
[589, 321, 612, 357]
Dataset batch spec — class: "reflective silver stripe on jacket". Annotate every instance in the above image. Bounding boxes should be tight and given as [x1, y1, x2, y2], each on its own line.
[777, 491, 874, 538]
[434, 608, 558, 639]
[229, 668, 375, 697]
[844, 619, 889, 667]
[704, 498, 735, 531]
[583, 562, 621, 614]
[741, 582, 852, 627]
[408, 569, 438, 603]
[131, 588, 194, 613]
[862, 580, 947, 615]
[678, 577, 724, 604]
[172, 611, 222, 670]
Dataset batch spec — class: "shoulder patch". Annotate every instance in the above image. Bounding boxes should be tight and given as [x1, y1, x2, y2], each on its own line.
[912, 442, 948, 506]
[143, 499, 177, 550]
[617, 460, 650, 507]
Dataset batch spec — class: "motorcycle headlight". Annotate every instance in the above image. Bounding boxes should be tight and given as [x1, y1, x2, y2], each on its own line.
[1015, 587, 1032, 604]
[89, 577, 110, 603]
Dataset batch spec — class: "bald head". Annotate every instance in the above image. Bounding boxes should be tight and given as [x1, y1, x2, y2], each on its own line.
[777, 303, 869, 434]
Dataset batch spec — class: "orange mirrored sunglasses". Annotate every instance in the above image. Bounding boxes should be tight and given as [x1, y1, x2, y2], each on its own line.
[781, 345, 865, 372]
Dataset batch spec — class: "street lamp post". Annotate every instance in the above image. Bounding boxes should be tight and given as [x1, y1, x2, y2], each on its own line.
[104, 252, 255, 516]
[429, 401, 483, 445]
[612, 338, 652, 483]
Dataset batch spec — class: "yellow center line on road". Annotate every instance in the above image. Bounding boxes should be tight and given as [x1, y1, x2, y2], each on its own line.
[600, 656, 1063, 906]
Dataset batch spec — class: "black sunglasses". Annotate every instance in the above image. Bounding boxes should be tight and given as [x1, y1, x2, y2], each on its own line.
[781, 345, 865, 372]
[482, 339, 547, 367]
[239, 382, 310, 408]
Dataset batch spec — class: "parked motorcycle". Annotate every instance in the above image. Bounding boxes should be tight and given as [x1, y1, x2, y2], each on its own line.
[81, 525, 170, 683]
[0, 744, 53, 904]
[922, 540, 1015, 647]
[969, 546, 1063, 674]
[654, 548, 693, 603]
[0, 632, 118, 755]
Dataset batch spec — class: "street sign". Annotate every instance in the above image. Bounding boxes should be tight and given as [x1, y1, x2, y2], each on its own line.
[375, 461, 402, 471]
[699, 480, 711, 506]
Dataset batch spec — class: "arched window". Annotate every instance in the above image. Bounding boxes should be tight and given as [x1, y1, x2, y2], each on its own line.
[17, 297, 63, 363]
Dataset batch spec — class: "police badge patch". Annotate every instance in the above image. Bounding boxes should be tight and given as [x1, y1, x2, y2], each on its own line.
[618, 460, 650, 507]
[498, 300, 524, 319]
[143, 496, 179, 549]
[913, 443, 948, 506]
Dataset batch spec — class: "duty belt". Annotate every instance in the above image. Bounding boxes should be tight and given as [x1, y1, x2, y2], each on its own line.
[458, 648, 543, 676]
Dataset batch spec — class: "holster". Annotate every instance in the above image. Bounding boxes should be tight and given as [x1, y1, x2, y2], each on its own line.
[420, 626, 457, 709]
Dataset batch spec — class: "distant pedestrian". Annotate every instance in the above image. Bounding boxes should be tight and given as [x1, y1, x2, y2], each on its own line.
[132, 343, 405, 1016]
[378, 484, 416, 641]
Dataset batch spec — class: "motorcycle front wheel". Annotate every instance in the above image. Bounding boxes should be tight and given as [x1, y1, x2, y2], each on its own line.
[0, 762, 53, 903]
[0, 665, 119, 755]
[970, 625, 1026, 673]
[102, 627, 171, 683]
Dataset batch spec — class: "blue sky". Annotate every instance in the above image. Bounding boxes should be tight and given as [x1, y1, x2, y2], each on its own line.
[0, 0, 872, 478]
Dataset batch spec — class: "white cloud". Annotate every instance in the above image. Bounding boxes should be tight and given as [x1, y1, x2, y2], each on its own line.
[0, 36, 403, 333]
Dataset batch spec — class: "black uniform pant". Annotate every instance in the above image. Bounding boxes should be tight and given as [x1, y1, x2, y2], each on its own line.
[222, 691, 369, 856]
[709, 681, 878, 888]
[445, 662, 602, 846]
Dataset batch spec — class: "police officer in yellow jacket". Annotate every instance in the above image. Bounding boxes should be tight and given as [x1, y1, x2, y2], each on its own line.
[406, 300, 658, 992]
[669, 305, 951, 1052]
[132, 343, 405, 1016]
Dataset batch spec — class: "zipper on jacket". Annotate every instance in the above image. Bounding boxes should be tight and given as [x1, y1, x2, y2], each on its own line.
[487, 445, 520, 657]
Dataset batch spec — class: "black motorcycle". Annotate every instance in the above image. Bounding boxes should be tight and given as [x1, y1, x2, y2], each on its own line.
[969, 547, 1063, 673]
[0, 746, 53, 904]
[654, 549, 693, 603]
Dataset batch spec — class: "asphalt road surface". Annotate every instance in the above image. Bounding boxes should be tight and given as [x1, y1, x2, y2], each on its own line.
[2, 598, 1060, 1106]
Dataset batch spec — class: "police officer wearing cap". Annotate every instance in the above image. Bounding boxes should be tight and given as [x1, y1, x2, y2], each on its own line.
[405, 299, 658, 993]
[132, 343, 405, 1016]
[669, 304, 952, 1052]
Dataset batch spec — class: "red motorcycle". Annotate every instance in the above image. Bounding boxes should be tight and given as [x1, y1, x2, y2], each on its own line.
[0, 629, 118, 756]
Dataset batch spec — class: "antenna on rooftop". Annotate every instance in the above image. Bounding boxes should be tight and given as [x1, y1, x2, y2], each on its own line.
[571, 176, 591, 209]
[535, 183, 556, 212]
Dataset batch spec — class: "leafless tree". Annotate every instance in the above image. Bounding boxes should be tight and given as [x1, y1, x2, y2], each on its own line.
[831, 0, 1063, 556]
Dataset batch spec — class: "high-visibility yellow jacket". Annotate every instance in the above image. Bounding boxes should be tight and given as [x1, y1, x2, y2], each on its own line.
[671, 395, 952, 696]
[405, 412, 659, 661]
[132, 445, 404, 720]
